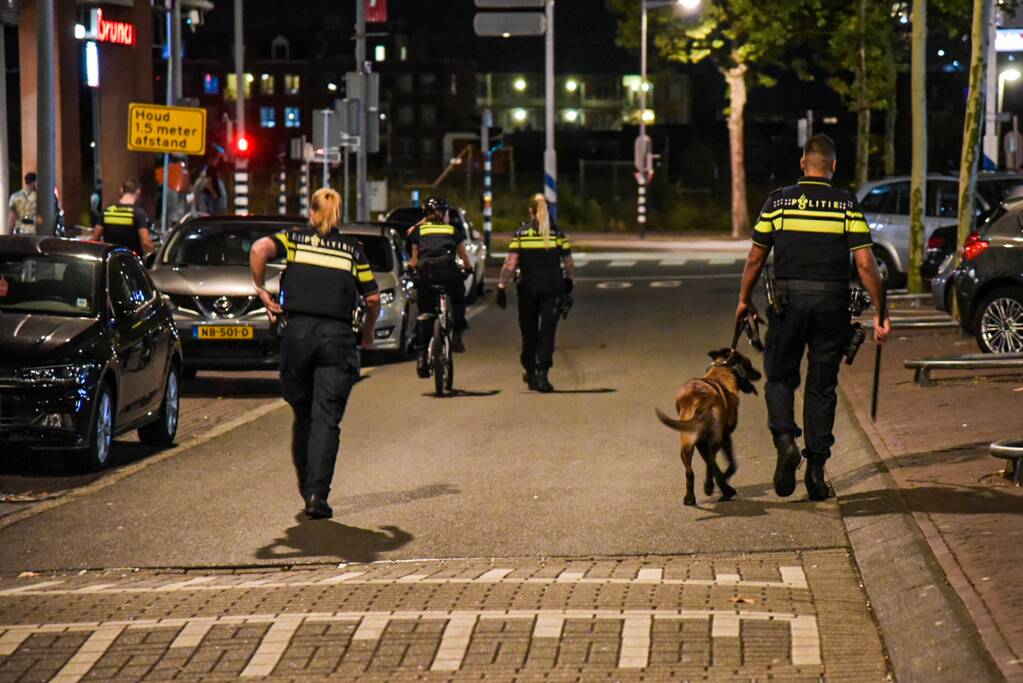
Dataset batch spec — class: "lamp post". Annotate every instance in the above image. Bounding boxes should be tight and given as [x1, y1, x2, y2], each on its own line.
[637, 0, 700, 237]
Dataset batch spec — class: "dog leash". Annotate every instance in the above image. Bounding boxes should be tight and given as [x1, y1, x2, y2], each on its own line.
[730, 311, 764, 355]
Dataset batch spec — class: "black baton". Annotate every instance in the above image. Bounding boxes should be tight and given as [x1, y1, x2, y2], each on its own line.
[870, 280, 888, 422]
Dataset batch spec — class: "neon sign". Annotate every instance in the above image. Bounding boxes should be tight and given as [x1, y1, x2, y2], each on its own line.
[90, 9, 136, 46]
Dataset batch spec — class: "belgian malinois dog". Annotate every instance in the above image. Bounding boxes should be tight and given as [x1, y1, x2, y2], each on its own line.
[656, 349, 762, 506]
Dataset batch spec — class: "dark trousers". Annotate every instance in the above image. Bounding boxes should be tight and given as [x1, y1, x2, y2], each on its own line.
[764, 289, 849, 461]
[518, 276, 562, 372]
[416, 260, 467, 348]
[278, 315, 360, 499]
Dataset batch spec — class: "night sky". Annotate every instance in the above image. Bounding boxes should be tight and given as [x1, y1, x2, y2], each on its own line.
[189, 0, 636, 73]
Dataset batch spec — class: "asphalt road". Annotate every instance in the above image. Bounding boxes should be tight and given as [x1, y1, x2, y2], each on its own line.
[0, 254, 860, 570]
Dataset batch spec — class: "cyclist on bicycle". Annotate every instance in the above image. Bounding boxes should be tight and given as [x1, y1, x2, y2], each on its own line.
[409, 197, 473, 377]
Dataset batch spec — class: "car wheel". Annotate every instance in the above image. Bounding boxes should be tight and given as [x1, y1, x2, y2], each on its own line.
[138, 364, 180, 446]
[974, 287, 1023, 354]
[78, 384, 114, 472]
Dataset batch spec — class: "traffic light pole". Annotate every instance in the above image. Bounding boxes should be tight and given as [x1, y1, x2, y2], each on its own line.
[543, 0, 557, 222]
[355, 0, 369, 221]
[233, 0, 248, 215]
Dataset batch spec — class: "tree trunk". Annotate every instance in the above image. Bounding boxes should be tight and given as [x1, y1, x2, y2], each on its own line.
[724, 63, 750, 238]
[884, 53, 897, 176]
[854, 0, 870, 187]
[907, 0, 927, 294]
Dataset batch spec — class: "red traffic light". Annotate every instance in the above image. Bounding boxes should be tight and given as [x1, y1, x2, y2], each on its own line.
[234, 135, 251, 157]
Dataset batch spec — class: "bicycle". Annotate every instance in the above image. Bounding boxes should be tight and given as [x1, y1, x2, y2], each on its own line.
[424, 282, 455, 396]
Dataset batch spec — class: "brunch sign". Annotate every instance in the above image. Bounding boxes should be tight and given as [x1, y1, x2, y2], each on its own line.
[90, 9, 136, 46]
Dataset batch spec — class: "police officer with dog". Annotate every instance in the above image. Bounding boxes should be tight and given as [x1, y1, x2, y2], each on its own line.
[249, 188, 380, 520]
[736, 134, 891, 501]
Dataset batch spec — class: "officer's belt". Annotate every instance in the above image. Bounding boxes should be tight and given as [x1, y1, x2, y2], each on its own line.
[776, 278, 848, 295]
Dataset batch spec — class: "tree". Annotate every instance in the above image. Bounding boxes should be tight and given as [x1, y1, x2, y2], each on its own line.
[955, 0, 991, 306]
[907, 0, 927, 294]
[610, 0, 815, 238]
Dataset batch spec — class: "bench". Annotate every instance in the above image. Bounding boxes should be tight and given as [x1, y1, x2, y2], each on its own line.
[904, 353, 1023, 387]
[990, 439, 1023, 486]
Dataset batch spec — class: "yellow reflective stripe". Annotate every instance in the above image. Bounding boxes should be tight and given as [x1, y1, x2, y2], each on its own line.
[508, 238, 521, 250]
[356, 263, 372, 271]
[274, 230, 294, 248]
[753, 220, 773, 234]
[560, 241, 572, 250]
[846, 217, 871, 234]
[850, 242, 873, 252]
[103, 215, 134, 225]
[760, 209, 783, 220]
[779, 218, 845, 234]
[419, 225, 456, 236]
[786, 209, 846, 220]
[358, 270, 376, 283]
[295, 243, 355, 259]
[291, 249, 354, 271]
[515, 242, 559, 250]
[797, 180, 832, 187]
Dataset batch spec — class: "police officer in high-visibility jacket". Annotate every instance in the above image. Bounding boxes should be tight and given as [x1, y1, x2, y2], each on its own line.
[736, 134, 890, 501]
[249, 188, 380, 519]
[496, 194, 575, 393]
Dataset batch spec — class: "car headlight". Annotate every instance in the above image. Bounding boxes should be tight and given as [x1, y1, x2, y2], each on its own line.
[16, 363, 99, 386]
[380, 288, 396, 305]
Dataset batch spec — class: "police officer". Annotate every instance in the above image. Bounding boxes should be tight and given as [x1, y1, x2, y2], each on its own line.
[91, 179, 155, 256]
[408, 197, 473, 376]
[249, 188, 381, 519]
[736, 134, 891, 500]
[496, 193, 575, 393]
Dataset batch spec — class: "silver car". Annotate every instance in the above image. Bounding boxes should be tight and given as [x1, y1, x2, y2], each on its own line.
[857, 173, 1022, 284]
[149, 217, 413, 377]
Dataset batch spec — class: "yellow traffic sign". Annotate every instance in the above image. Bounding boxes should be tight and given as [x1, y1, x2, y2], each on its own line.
[127, 102, 206, 156]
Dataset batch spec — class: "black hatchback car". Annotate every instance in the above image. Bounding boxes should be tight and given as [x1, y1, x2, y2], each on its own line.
[953, 198, 1023, 353]
[0, 237, 183, 470]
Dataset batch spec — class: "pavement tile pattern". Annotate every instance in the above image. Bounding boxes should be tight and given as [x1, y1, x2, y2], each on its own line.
[0, 551, 887, 681]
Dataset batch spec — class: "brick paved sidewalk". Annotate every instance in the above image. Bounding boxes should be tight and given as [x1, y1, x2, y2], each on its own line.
[840, 327, 1023, 682]
[0, 552, 887, 682]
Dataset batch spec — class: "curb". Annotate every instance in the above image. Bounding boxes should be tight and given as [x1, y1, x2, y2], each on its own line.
[0, 399, 288, 533]
[836, 385, 1009, 683]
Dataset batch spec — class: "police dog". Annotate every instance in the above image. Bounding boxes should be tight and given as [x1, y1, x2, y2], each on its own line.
[655, 349, 761, 506]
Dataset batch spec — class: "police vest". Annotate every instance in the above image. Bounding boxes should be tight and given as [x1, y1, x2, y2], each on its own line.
[101, 203, 149, 254]
[751, 177, 872, 282]
[508, 223, 571, 278]
[272, 227, 379, 321]
[412, 222, 464, 261]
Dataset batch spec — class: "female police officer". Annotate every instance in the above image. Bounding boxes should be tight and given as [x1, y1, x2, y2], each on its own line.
[496, 193, 574, 392]
[249, 188, 380, 519]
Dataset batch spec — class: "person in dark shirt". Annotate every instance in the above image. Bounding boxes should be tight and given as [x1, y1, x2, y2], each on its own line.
[496, 193, 575, 392]
[92, 179, 154, 256]
[249, 188, 380, 520]
[736, 134, 891, 501]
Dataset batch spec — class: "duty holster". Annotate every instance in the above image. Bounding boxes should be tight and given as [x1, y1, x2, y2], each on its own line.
[764, 265, 785, 315]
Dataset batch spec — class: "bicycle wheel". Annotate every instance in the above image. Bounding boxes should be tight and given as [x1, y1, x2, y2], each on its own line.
[432, 317, 446, 396]
[443, 294, 454, 391]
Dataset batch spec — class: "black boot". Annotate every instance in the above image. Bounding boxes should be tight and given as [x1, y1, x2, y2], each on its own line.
[304, 493, 333, 519]
[452, 329, 465, 353]
[804, 455, 832, 501]
[772, 433, 802, 498]
[534, 369, 554, 393]
[416, 349, 430, 378]
[523, 371, 534, 387]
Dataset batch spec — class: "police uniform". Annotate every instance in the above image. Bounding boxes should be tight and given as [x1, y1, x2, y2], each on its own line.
[411, 221, 467, 348]
[752, 176, 871, 463]
[100, 202, 150, 254]
[508, 222, 571, 376]
[271, 226, 378, 503]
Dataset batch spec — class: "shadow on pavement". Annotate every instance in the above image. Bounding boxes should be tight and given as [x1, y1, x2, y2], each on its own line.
[422, 389, 502, 398]
[332, 483, 461, 516]
[0, 442, 164, 497]
[181, 374, 282, 398]
[841, 485, 1023, 517]
[255, 515, 414, 563]
[535, 388, 617, 395]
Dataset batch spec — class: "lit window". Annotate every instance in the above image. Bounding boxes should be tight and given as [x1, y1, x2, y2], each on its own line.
[203, 73, 220, 95]
[400, 46, 408, 61]
[225, 73, 252, 100]
[284, 74, 300, 95]
[284, 107, 301, 128]
[259, 73, 275, 95]
[260, 107, 276, 128]
[375, 45, 386, 62]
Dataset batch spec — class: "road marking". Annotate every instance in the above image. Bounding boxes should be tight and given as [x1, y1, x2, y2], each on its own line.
[50, 625, 124, 683]
[1, 565, 810, 595]
[431, 615, 477, 671]
[619, 615, 651, 668]
[240, 616, 303, 678]
[650, 280, 682, 288]
[659, 258, 688, 266]
[0, 580, 63, 595]
[608, 260, 637, 267]
[710, 258, 740, 265]
[576, 273, 740, 283]
[596, 281, 633, 289]
[0, 609, 821, 673]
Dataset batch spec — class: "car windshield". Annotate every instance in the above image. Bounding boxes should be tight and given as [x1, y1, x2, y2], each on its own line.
[351, 235, 393, 272]
[0, 254, 99, 316]
[163, 222, 285, 266]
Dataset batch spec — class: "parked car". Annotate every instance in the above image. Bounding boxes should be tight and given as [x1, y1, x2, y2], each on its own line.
[384, 205, 487, 302]
[149, 216, 293, 376]
[920, 223, 958, 284]
[857, 173, 1023, 285]
[951, 196, 1023, 353]
[0, 237, 182, 470]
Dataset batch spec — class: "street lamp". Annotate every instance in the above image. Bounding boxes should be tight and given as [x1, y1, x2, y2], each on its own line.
[999, 67, 1021, 113]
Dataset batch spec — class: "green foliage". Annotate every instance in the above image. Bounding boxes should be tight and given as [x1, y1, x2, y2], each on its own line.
[820, 0, 899, 114]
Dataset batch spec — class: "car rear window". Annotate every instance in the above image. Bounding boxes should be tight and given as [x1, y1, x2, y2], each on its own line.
[860, 182, 909, 214]
[980, 205, 1022, 238]
[350, 235, 393, 272]
[0, 254, 99, 316]
[164, 222, 286, 266]
[385, 208, 425, 226]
